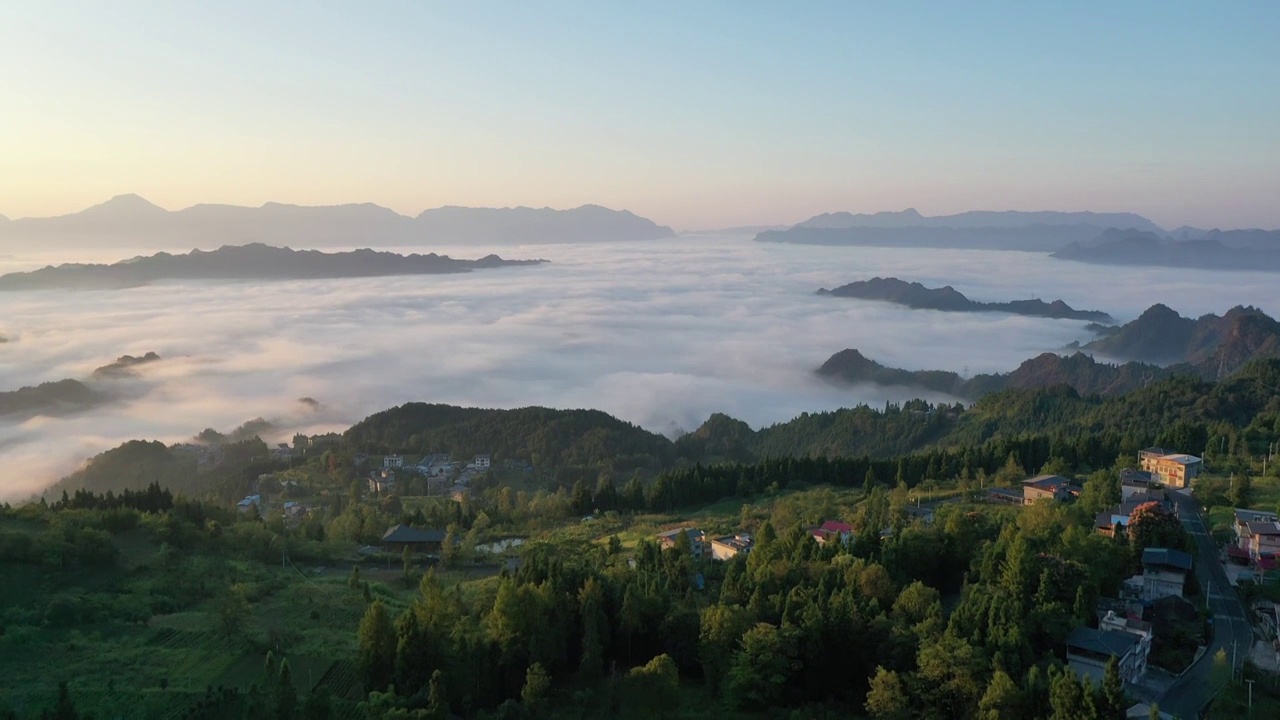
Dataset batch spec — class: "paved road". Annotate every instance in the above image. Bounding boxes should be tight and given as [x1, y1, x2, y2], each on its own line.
[1157, 492, 1253, 719]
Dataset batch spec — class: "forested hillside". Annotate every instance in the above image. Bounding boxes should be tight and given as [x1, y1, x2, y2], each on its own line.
[345, 403, 677, 476]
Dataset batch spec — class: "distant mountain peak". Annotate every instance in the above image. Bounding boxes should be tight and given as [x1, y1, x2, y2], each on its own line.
[79, 194, 168, 217]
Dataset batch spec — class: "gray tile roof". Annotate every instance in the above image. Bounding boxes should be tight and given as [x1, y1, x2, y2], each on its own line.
[1066, 627, 1139, 657]
[1142, 547, 1193, 572]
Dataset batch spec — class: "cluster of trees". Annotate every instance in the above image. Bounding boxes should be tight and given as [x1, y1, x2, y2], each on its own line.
[348, 486, 1183, 719]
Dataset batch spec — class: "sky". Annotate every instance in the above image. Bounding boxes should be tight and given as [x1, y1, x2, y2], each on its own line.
[4, 237, 1280, 500]
[2, 1, 1278, 230]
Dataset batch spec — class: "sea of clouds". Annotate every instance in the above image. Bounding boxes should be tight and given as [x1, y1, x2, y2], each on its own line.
[2, 236, 1278, 500]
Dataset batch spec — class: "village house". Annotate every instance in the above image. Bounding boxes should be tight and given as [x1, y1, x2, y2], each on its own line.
[985, 487, 1024, 505]
[1120, 469, 1158, 500]
[901, 504, 935, 524]
[809, 520, 854, 545]
[368, 470, 396, 494]
[236, 495, 261, 514]
[1065, 626, 1148, 685]
[1138, 448, 1202, 488]
[656, 527, 706, 558]
[1098, 609, 1154, 679]
[383, 454, 404, 469]
[1228, 507, 1280, 563]
[1022, 474, 1074, 503]
[710, 533, 754, 561]
[1141, 548, 1193, 601]
[380, 524, 446, 554]
[1242, 520, 1280, 565]
[474, 454, 491, 471]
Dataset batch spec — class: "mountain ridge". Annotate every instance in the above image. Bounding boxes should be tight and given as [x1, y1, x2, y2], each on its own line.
[0, 243, 547, 291]
[1054, 228, 1280, 271]
[1, 195, 675, 248]
[818, 277, 1112, 322]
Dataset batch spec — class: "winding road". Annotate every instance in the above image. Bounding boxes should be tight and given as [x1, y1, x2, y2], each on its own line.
[1156, 492, 1253, 719]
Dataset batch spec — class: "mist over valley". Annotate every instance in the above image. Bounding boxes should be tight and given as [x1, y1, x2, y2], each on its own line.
[3, 235, 1279, 500]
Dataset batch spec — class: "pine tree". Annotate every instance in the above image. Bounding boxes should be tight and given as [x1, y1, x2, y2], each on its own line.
[521, 662, 551, 717]
[426, 670, 449, 720]
[579, 577, 607, 683]
[1101, 656, 1125, 719]
[276, 659, 298, 720]
[357, 601, 396, 692]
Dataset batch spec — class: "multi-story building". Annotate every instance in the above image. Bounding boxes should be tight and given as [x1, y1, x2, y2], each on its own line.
[1139, 449, 1202, 488]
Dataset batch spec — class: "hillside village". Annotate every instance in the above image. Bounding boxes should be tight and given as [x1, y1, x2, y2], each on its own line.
[8, 366, 1280, 720]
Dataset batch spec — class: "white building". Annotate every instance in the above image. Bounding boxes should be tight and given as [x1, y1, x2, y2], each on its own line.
[384, 455, 404, 469]
[474, 454, 491, 471]
[710, 533, 754, 561]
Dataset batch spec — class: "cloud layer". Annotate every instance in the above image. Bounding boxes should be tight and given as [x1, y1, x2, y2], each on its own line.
[2, 238, 1278, 500]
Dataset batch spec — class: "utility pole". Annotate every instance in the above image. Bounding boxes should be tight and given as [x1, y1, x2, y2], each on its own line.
[1246, 678, 1254, 716]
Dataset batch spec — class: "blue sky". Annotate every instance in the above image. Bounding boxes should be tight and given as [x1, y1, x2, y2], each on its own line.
[2, 1, 1277, 228]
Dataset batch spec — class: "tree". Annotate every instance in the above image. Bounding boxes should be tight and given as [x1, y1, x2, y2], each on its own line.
[1229, 473, 1253, 508]
[301, 688, 332, 720]
[276, 659, 298, 720]
[441, 525, 459, 569]
[625, 654, 679, 718]
[1128, 502, 1187, 554]
[1080, 470, 1121, 515]
[1100, 656, 1125, 720]
[1049, 668, 1087, 720]
[521, 662, 551, 717]
[578, 577, 607, 683]
[426, 670, 449, 720]
[725, 623, 799, 709]
[215, 584, 252, 644]
[357, 601, 397, 692]
[977, 669, 1021, 720]
[864, 667, 910, 720]
[699, 604, 753, 697]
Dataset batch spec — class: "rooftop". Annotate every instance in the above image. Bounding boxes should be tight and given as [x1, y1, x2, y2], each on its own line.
[1066, 627, 1140, 658]
[1120, 469, 1155, 485]
[657, 527, 704, 540]
[380, 524, 446, 544]
[1235, 508, 1280, 524]
[986, 486, 1022, 497]
[1023, 474, 1071, 490]
[1246, 521, 1280, 536]
[1158, 454, 1201, 465]
[1142, 547, 1193, 572]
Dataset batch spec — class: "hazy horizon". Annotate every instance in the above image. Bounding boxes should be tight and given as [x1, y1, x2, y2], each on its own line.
[3, 3, 1278, 229]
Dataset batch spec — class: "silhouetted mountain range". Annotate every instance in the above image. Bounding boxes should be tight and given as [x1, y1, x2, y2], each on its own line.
[0, 195, 674, 248]
[798, 208, 1162, 232]
[817, 304, 1280, 398]
[1054, 228, 1280, 271]
[817, 277, 1112, 322]
[757, 209, 1163, 251]
[0, 243, 547, 291]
